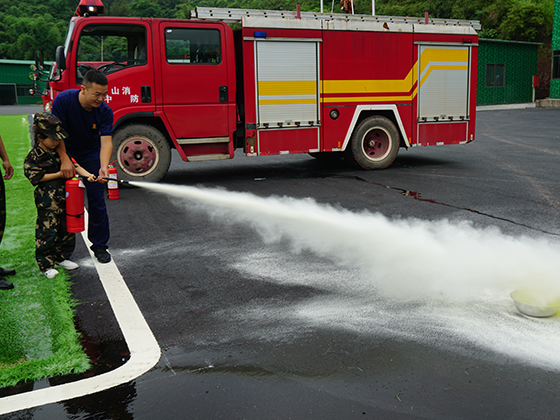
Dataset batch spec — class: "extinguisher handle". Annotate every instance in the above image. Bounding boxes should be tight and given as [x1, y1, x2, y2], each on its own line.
[76, 175, 98, 182]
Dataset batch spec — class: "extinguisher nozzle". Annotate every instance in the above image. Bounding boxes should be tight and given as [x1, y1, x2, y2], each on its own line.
[102, 177, 130, 185]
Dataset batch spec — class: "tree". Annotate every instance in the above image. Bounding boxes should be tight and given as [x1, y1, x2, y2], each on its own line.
[491, 0, 554, 43]
[109, 0, 131, 16]
[129, 0, 163, 17]
[0, 13, 67, 60]
[0, 0, 555, 60]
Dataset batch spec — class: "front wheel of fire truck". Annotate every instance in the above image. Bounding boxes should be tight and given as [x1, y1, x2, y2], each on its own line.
[347, 116, 400, 170]
[112, 124, 171, 183]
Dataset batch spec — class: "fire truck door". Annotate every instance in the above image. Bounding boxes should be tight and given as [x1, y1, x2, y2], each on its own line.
[160, 23, 230, 141]
[253, 40, 320, 154]
[417, 44, 470, 122]
[255, 40, 320, 128]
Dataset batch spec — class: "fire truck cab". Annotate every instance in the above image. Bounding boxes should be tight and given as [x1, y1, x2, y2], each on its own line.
[43, 0, 479, 182]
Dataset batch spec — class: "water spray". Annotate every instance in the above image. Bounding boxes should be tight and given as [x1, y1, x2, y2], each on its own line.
[126, 182, 560, 315]
[116, 181, 560, 369]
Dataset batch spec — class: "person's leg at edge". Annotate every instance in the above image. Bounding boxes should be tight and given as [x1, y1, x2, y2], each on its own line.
[0, 175, 14, 289]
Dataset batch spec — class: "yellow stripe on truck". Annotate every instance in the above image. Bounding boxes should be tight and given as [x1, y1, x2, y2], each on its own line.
[258, 80, 316, 96]
[419, 48, 468, 74]
[261, 48, 468, 105]
[322, 94, 414, 104]
[419, 64, 469, 87]
[322, 64, 417, 95]
[259, 98, 317, 105]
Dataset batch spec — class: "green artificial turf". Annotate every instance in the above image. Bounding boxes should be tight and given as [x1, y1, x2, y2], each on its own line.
[0, 114, 90, 388]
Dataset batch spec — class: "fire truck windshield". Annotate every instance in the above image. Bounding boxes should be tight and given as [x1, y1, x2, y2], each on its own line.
[75, 24, 147, 83]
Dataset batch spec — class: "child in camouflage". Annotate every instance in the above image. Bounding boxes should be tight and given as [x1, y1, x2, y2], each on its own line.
[24, 112, 97, 279]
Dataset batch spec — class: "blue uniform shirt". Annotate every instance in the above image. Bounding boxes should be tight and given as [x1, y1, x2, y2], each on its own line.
[52, 89, 114, 161]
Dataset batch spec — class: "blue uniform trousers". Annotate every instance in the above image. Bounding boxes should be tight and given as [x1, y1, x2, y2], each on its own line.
[77, 156, 110, 250]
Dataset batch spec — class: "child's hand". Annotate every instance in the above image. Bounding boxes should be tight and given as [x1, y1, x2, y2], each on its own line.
[87, 174, 97, 183]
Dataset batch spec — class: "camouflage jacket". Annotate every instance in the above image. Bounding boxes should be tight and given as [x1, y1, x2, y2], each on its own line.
[24, 146, 66, 213]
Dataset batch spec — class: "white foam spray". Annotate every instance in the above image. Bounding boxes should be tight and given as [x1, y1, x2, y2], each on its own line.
[134, 182, 560, 303]
[132, 182, 560, 370]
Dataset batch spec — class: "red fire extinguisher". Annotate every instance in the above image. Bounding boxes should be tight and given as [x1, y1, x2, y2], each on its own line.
[66, 177, 85, 233]
[107, 165, 119, 200]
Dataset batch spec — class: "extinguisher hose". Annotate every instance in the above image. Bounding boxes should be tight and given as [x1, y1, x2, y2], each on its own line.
[76, 175, 130, 185]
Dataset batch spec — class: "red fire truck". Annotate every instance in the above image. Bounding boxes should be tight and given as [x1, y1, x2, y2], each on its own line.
[41, 0, 479, 182]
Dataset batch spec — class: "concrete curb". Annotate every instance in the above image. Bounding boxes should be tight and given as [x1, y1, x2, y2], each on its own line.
[476, 103, 536, 111]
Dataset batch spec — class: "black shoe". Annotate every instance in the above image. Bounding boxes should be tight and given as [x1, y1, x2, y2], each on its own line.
[0, 267, 16, 276]
[0, 278, 14, 290]
[93, 247, 111, 264]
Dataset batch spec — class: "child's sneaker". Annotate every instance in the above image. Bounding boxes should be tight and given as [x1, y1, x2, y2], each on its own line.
[44, 268, 59, 279]
[57, 260, 79, 270]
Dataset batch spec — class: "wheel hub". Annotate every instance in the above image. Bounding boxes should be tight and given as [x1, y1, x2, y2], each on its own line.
[364, 129, 390, 160]
[118, 137, 159, 175]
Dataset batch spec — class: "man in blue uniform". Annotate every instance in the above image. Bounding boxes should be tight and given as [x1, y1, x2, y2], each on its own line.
[53, 69, 113, 263]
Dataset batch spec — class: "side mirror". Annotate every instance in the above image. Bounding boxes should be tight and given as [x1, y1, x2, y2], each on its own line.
[34, 50, 44, 71]
[55, 46, 66, 70]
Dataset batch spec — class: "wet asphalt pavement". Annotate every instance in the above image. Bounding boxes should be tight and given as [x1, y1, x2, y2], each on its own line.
[2, 106, 560, 419]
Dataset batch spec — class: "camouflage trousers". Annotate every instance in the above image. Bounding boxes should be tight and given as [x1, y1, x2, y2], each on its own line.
[36, 209, 75, 272]
[34, 184, 75, 272]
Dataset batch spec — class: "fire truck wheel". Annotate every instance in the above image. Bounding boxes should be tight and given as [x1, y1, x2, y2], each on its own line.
[348, 116, 399, 170]
[112, 124, 171, 183]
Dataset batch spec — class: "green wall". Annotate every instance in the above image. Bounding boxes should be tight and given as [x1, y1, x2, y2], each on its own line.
[477, 39, 539, 105]
[0, 59, 46, 105]
[551, 0, 560, 99]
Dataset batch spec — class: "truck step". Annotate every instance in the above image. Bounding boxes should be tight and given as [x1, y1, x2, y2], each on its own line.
[177, 137, 230, 145]
[186, 153, 232, 162]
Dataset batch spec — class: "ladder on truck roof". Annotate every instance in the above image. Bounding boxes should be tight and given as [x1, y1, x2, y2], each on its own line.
[193, 7, 481, 30]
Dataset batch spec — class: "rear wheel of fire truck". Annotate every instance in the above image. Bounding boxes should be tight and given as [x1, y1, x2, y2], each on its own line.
[347, 116, 400, 170]
[112, 124, 171, 183]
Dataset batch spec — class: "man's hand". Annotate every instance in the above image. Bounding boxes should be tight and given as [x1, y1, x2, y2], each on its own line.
[98, 166, 109, 182]
[56, 141, 75, 178]
[98, 135, 113, 183]
[60, 159, 75, 178]
[2, 161, 13, 180]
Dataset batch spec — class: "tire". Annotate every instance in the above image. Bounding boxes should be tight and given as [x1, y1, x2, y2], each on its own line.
[347, 116, 400, 170]
[111, 124, 171, 182]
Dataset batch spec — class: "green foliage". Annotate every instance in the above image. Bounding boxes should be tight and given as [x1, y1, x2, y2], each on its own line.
[0, 0, 555, 60]
[78, 34, 129, 62]
[494, 0, 554, 43]
[0, 0, 74, 60]
[129, 0, 163, 17]
[107, 0, 131, 16]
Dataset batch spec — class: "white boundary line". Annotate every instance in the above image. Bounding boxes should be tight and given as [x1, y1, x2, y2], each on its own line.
[0, 213, 161, 415]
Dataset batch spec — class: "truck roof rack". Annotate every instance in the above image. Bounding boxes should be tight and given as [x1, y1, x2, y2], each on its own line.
[193, 7, 481, 30]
